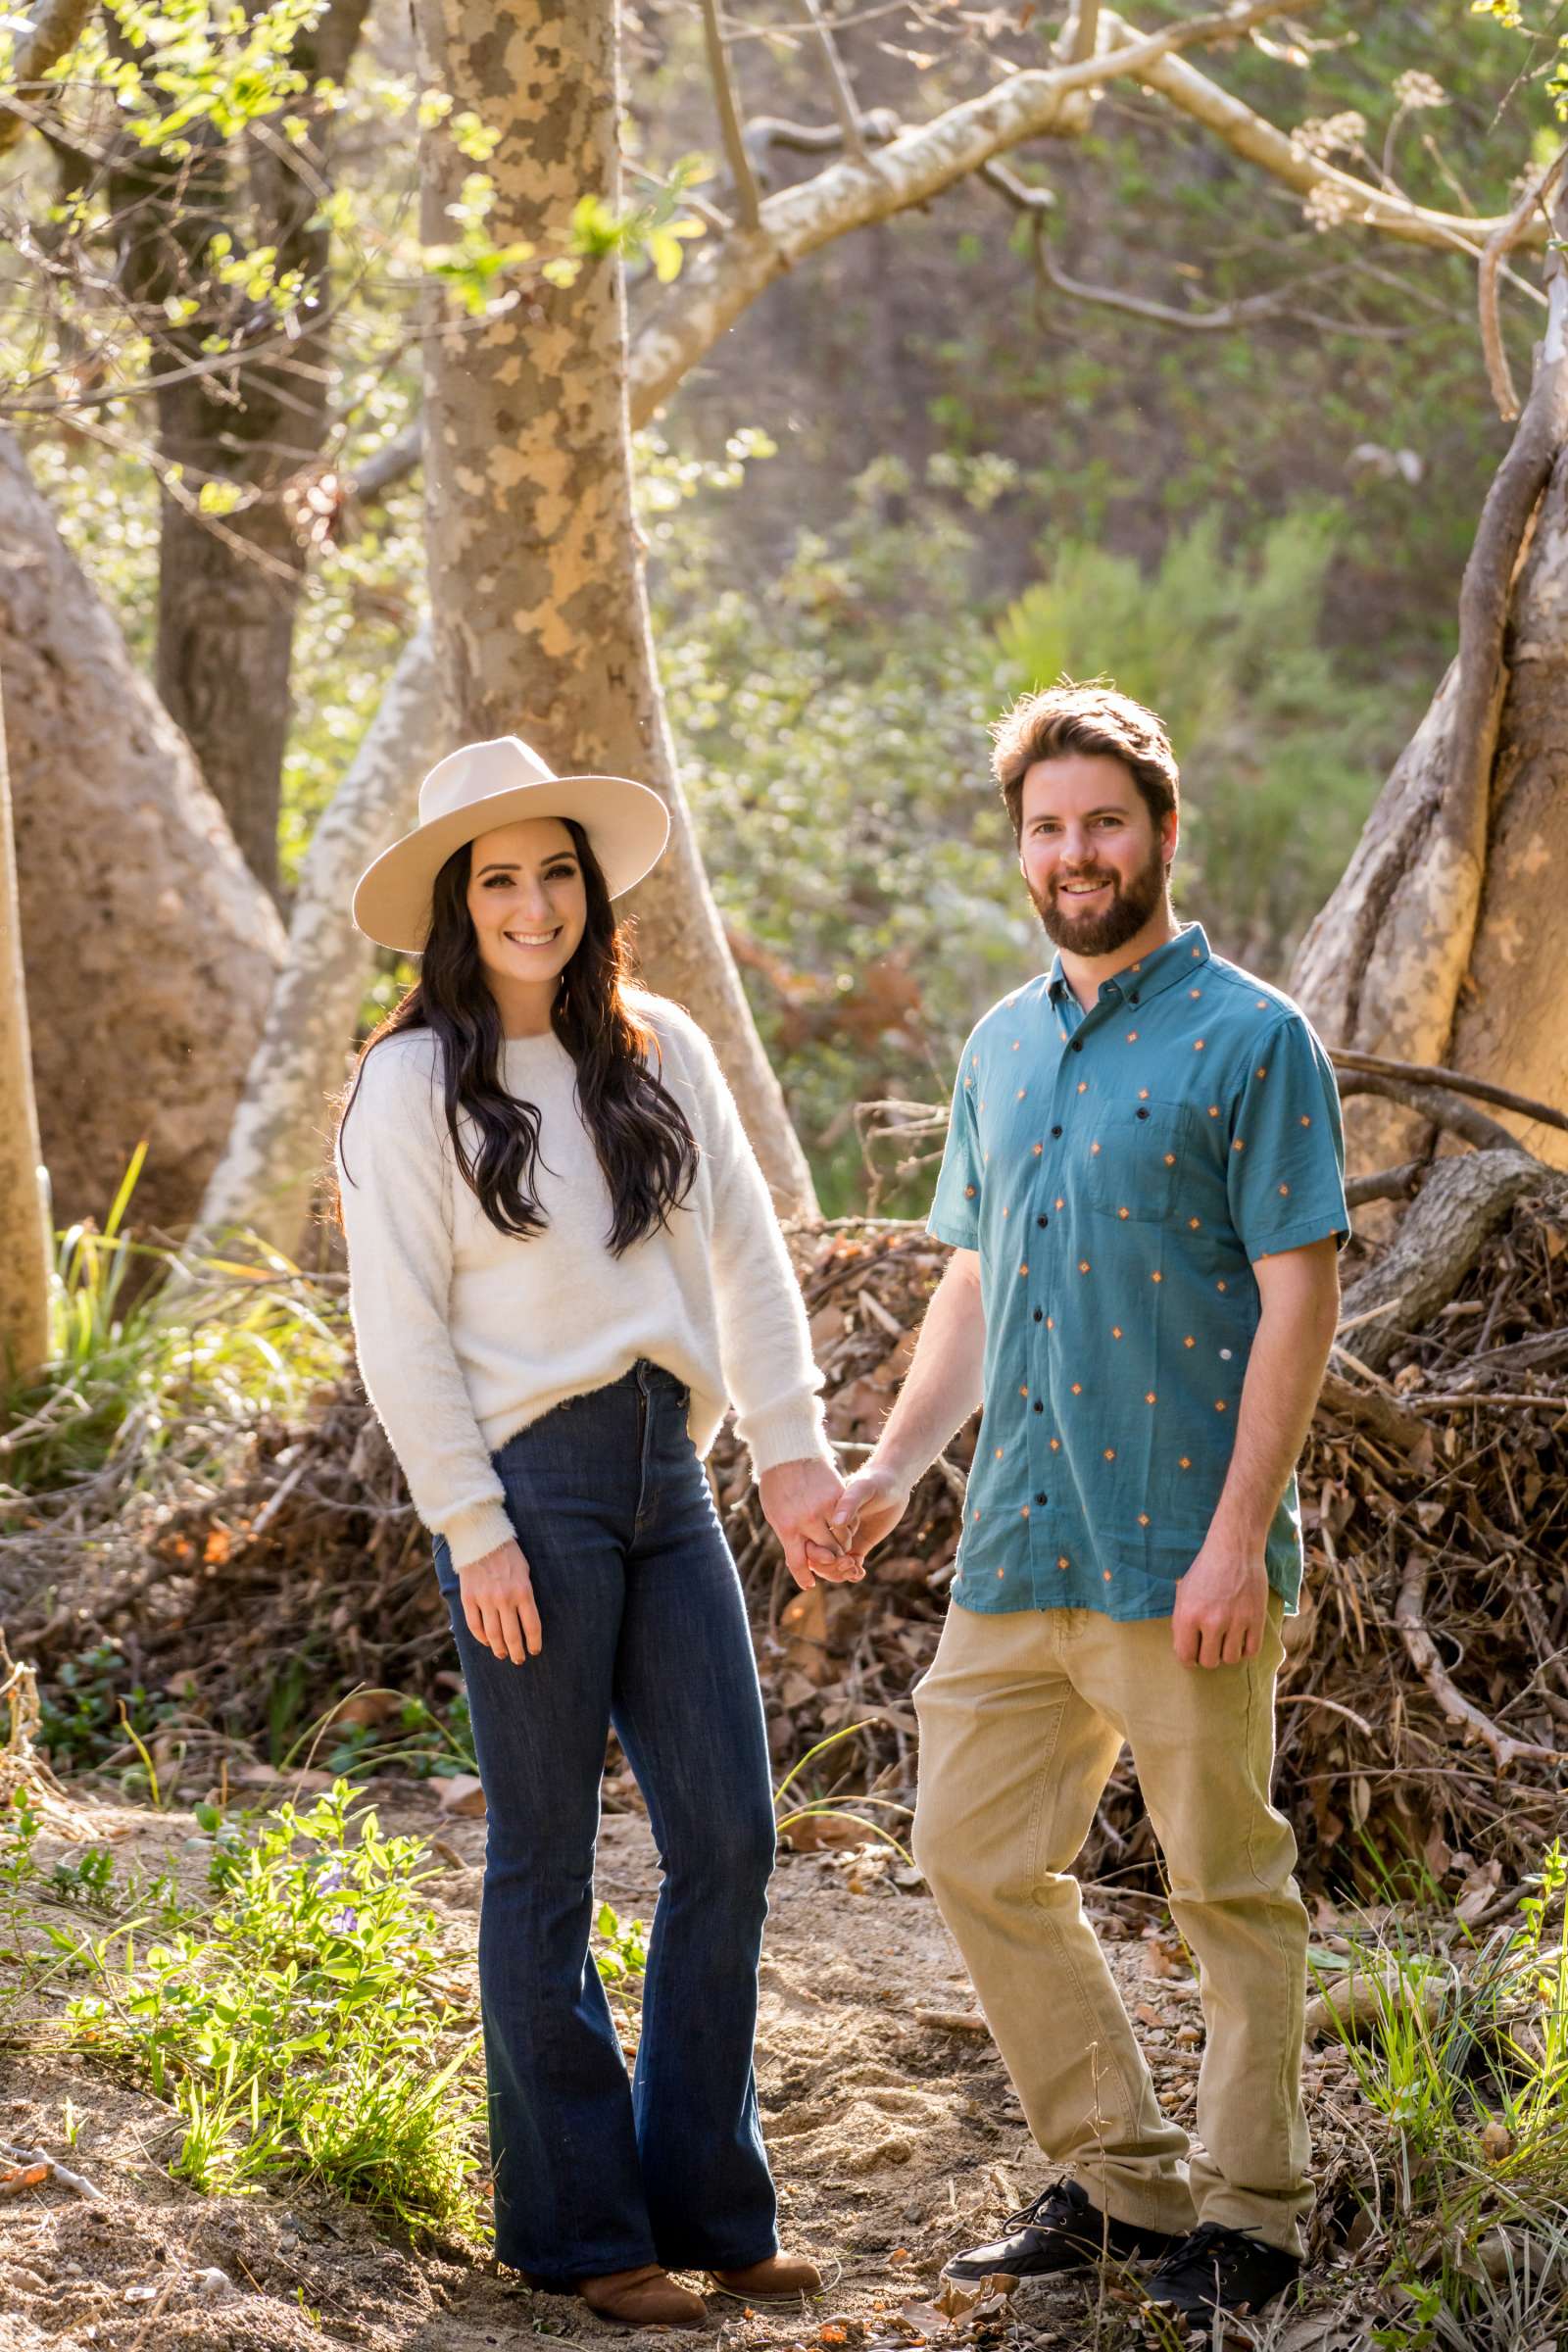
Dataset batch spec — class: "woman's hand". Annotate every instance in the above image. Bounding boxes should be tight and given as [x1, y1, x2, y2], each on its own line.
[759, 1457, 865, 1592]
[458, 1539, 543, 1663]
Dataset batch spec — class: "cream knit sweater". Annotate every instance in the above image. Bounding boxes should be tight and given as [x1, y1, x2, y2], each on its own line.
[336, 992, 831, 1569]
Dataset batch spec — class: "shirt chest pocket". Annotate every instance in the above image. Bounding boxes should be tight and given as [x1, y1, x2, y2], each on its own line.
[1080, 1101, 1193, 1224]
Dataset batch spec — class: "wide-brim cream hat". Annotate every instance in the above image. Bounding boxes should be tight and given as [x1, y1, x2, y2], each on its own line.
[352, 735, 671, 954]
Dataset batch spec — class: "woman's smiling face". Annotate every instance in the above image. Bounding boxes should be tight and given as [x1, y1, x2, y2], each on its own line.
[466, 816, 588, 1023]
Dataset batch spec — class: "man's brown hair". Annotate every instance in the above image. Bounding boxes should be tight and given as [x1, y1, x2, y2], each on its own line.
[991, 679, 1180, 841]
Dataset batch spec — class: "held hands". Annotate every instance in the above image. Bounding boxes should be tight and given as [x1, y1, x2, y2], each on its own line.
[758, 1458, 867, 1592]
[457, 1537, 543, 1664]
[829, 1457, 914, 1567]
[1171, 1530, 1268, 1668]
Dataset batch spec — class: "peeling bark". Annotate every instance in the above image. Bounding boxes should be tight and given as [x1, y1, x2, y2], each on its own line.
[0, 674, 50, 1390]
[192, 623, 439, 1258]
[1293, 241, 1568, 1180]
[413, 0, 815, 1211]
[0, 429, 286, 1238]
[1446, 445, 1568, 1166]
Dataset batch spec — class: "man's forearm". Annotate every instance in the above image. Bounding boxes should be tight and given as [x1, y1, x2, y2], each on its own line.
[872, 1252, 987, 1487]
[1209, 1286, 1337, 1544]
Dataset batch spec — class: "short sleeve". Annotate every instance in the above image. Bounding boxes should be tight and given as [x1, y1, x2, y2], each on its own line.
[927, 1041, 983, 1249]
[1226, 1012, 1350, 1261]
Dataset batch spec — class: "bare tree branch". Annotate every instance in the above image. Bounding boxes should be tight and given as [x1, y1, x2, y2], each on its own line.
[743, 109, 900, 158]
[629, 1, 1334, 421]
[347, 417, 425, 508]
[700, 0, 761, 233]
[800, 0, 869, 164]
[1063, 2, 1102, 66]
[1327, 1046, 1568, 1138]
[984, 171, 1415, 341]
[0, 0, 94, 159]
[1480, 145, 1568, 423]
[1103, 6, 1550, 258]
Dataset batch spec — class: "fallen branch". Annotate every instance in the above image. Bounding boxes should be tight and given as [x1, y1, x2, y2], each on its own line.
[1407, 1392, 1568, 1415]
[1395, 1558, 1565, 1773]
[0, 2141, 106, 2202]
[1302, 1966, 1446, 2045]
[1335, 1073, 1522, 1156]
[1328, 1048, 1568, 1138]
[1346, 1161, 1425, 1209]
[1315, 1372, 1433, 1465]
[1338, 1149, 1550, 1372]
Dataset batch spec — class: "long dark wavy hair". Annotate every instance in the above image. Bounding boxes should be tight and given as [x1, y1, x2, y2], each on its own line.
[338, 820, 699, 1252]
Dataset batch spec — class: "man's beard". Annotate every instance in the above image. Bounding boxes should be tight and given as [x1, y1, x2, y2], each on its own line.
[1029, 836, 1169, 956]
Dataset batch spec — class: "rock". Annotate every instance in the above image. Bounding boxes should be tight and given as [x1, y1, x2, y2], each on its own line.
[193, 2269, 233, 2302]
[437, 1774, 487, 1818]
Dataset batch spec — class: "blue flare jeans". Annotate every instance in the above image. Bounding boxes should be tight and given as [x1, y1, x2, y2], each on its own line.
[432, 1359, 779, 2282]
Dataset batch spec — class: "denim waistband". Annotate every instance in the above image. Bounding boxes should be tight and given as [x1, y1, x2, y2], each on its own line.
[606, 1358, 688, 1401]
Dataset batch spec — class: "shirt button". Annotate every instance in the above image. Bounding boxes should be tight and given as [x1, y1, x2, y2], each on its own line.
[1135, 1106, 1150, 1121]
[1033, 1399, 1043, 1414]
[1051, 1124, 1062, 1138]
[1036, 1213, 1049, 1228]
[1033, 1307, 1043, 1323]
[1129, 992, 1140, 1004]
[1035, 1491, 1048, 1506]
[1070, 1039, 1083, 1053]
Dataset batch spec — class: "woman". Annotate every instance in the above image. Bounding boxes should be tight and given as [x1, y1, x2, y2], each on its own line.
[337, 736, 858, 2325]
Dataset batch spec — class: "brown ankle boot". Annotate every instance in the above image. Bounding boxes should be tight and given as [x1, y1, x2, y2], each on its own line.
[709, 2252, 821, 2299]
[577, 2266, 707, 2327]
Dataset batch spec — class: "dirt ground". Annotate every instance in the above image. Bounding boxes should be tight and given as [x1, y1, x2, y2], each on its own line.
[0, 1786, 1373, 2352]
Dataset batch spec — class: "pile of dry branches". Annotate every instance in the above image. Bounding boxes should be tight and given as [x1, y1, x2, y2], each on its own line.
[9, 1164, 1564, 1894]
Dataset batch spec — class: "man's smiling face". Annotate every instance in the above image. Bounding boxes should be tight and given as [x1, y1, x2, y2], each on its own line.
[1017, 752, 1178, 957]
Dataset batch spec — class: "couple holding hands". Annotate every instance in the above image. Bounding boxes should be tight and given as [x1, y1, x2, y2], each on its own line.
[337, 682, 1348, 2331]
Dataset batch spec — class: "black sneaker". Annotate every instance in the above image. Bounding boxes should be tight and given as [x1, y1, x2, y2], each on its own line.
[1143, 2223, 1300, 2322]
[943, 2177, 1183, 2283]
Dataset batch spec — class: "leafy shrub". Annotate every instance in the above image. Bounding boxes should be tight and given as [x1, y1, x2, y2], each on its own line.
[0, 1151, 345, 1505]
[997, 506, 1395, 970]
[68, 1781, 483, 2228]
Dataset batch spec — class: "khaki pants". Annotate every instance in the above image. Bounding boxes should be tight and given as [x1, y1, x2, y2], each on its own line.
[911, 1593, 1310, 2255]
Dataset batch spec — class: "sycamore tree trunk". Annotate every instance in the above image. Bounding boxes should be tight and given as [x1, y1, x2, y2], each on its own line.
[0, 430, 286, 1240]
[412, 0, 814, 1215]
[0, 675, 50, 1392]
[111, 0, 372, 896]
[192, 622, 439, 1255]
[1292, 252, 1568, 1176]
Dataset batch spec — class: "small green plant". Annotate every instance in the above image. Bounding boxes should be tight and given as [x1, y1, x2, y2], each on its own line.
[67, 1780, 483, 2229]
[35, 1645, 177, 1777]
[0, 1152, 346, 1505]
[1320, 1843, 1568, 2339]
[0, 1791, 41, 1897]
[320, 1693, 478, 1782]
[593, 1899, 650, 1993]
[50, 1845, 118, 1907]
[773, 1722, 913, 1860]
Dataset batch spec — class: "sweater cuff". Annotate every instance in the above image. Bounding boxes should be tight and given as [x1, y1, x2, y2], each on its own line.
[741, 1393, 836, 1480]
[438, 1495, 517, 1572]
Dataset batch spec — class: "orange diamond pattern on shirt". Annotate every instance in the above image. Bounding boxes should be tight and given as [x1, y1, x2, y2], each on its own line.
[926, 922, 1349, 1623]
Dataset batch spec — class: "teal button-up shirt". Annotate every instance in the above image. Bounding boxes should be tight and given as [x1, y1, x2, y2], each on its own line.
[927, 923, 1349, 1622]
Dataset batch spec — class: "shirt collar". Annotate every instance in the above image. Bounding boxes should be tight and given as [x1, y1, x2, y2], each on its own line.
[1047, 921, 1211, 1011]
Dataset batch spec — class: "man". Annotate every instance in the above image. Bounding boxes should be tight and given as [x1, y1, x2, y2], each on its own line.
[833, 683, 1347, 2327]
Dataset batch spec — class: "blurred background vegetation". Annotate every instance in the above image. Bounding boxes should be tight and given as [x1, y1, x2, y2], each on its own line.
[18, 0, 1544, 1210]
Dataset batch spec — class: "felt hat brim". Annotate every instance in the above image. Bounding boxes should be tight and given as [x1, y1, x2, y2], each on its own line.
[352, 772, 671, 954]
